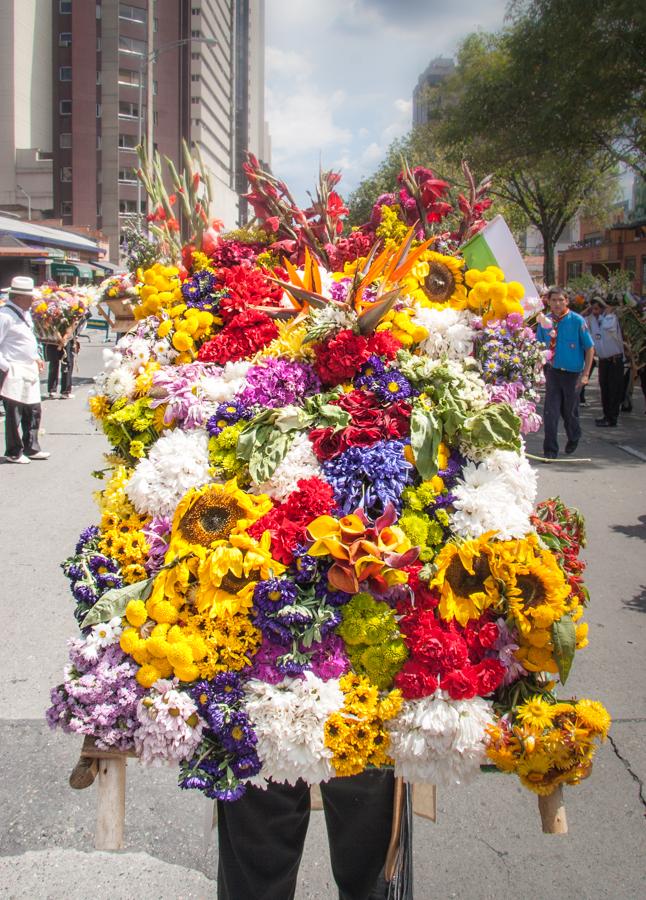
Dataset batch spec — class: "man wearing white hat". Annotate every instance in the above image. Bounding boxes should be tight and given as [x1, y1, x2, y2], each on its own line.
[0, 276, 50, 463]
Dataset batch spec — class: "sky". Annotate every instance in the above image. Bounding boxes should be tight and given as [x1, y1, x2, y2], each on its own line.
[264, 0, 509, 206]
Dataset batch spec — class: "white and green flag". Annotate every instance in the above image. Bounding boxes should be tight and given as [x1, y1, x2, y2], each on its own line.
[461, 215, 539, 308]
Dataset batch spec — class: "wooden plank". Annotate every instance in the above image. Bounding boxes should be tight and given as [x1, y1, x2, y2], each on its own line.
[95, 757, 127, 850]
[537, 785, 568, 833]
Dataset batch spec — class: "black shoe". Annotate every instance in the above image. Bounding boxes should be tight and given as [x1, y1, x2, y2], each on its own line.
[565, 440, 578, 454]
[595, 419, 617, 427]
[620, 402, 632, 412]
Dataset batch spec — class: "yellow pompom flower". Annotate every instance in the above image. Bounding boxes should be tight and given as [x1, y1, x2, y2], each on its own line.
[125, 599, 148, 628]
[136, 663, 164, 688]
[172, 331, 194, 352]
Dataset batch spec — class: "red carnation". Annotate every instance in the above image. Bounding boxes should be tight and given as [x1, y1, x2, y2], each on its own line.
[440, 667, 479, 700]
[366, 330, 402, 360]
[473, 658, 505, 696]
[314, 330, 371, 386]
[394, 659, 438, 700]
[197, 309, 278, 364]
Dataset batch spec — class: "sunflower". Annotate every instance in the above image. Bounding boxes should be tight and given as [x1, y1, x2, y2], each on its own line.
[503, 548, 571, 635]
[399, 250, 467, 309]
[431, 534, 500, 626]
[168, 480, 272, 556]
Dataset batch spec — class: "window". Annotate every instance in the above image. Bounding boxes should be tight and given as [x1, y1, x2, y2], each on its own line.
[118, 133, 138, 149]
[154, 17, 158, 32]
[61, 200, 73, 216]
[119, 35, 146, 55]
[566, 261, 583, 281]
[96, 36, 102, 51]
[59, 0, 72, 13]
[118, 68, 140, 86]
[96, 103, 102, 118]
[152, 110, 158, 125]
[191, 96, 199, 104]
[60, 166, 72, 182]
[60, 100, 72, 115]
[60, 132, 72, 148]
[119, 3, 146, 23]
[624, 256, 636, 279]
[119, 101, 139, 118]
[153, 80, 158, 95]
[191, 74, 200, 82]
[192, 6, 201, 13]
[59, 32, 72, 47]
[97, 202, 102, 217]
[118, 167, 137, 183]
[59, 66, 72, 81]
[97, 169, 103, 184]
[191, 52, 200, 60]
[191, 30, 201, 38]
[119, 199, 145, 215]
[96, 134, 102, 150]
[96, 3, 101, 18]
[96, 70, 102, 85]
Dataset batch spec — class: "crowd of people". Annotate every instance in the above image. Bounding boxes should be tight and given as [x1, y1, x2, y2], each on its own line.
[1, 275, 645, 467]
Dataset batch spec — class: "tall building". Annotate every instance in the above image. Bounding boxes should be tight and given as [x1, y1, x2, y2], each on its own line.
[0, 1, 54, 218]
[412, 57, 455, 127]
[48, 0, 268, 262]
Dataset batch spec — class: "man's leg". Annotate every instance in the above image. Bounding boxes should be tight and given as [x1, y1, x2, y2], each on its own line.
[45, 344, 60, 394]
[217, 780, 311, 900]
[3, 399, 23, 458]
[22, 403, 42, 456]
[61, 342, 74, 395]
[561, 371, 582, 444]
[321, 769, 394, 900]
[598, 358, 611, 421]
[542, 368, 561, 456]
[606, 357, 624, 424]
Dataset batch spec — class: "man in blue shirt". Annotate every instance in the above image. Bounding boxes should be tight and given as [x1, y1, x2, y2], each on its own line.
[536, 287, 594, 459]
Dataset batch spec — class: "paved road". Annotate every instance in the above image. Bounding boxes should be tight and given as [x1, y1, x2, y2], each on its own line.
[1, 335, 644, 899]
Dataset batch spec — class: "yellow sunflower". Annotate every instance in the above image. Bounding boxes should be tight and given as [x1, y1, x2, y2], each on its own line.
[431, 534, 500, 626]
[399, 250, 467, 309]
[168, 479, 272, 557]
[503, 548, 571, 635]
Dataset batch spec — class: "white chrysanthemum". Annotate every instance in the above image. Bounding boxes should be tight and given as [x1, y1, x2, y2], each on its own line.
[387, 692, 495, 785]
[254, 432, 323, 499]
[103, 366, 138, 401]
[244, 673, 344, 786]
[126, 337, 151, 366]
[413, 305, 477, 360]
[126, 429, 211, 517]
[78, 617, 123, 662]
[134, 680, 204, 767]
[450, 449, 537, 540]
[201, 361, 252, 404]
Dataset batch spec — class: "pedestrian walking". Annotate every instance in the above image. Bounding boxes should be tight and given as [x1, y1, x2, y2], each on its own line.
[536, 287, 594, 459]
[0, 276, 50, 464]
[587, 297, 624, 427]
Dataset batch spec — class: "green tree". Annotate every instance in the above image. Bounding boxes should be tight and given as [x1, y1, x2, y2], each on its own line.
[434, 31, 618, 283]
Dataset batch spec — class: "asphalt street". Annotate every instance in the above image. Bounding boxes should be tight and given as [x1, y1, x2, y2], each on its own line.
[1, 334, 644, 899]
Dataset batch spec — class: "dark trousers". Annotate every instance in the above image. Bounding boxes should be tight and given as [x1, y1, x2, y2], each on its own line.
[216, 770, 394, 900]
[3, 398, 42, 458]
[45, 341, 74, 394]
[598, 356, 623, 424]
[543, 366, 581, 456]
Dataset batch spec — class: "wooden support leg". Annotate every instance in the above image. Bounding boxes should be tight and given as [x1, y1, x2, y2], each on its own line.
[95, 756, 127, 850]
[537, 785, 568, 834]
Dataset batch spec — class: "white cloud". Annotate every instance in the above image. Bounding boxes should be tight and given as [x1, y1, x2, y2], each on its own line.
[267, 85, 352, 157]
[266, 46, 312, 81]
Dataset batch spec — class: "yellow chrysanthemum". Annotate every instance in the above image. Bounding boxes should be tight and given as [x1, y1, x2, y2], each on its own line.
[88, 394, 111, 420]
[515, 697, 556, 732]
[399, 250, 467, 309]
[574, 699, 611, 737]
[259, 320, 315, 361]
[431, 534, 500, 626]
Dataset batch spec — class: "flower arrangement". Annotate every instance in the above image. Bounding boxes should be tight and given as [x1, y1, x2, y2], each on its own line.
[48, 157, 609, 806]
[31, 283, 91, 343]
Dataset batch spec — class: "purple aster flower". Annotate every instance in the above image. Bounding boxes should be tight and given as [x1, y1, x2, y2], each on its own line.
[96, 572, 123, 590]
[75, 525, 100, 554]
[231, 754, 262, 779]
[354, 354, 387, 391]
[66, 564, 84, 582]
[88, 554, 119, 576]
[290, 548, 321, 584]
[322, 439, 414, 516]
[237, 358, 321, 409]
[180, 270, 222, 310]
[220, 712, 257, 753]
[212, 782, 248, 802]
[179, 771, 211, 792]
[371, 369, 414, 403]
[253, 578, 298, 613]
[72, 583, 98, 605]
[206, 399, 249, 437]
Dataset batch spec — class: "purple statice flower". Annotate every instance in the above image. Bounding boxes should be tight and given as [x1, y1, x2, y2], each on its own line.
[75, 525, 100, 554]
[237, 358, 321, 409]
[371, 369, 414, 404]
[67, 564, 84, 581]
[354, 354, 387, 391]
[143, 515, 171, 575]
[322, 439, 414, 516]
[46, 641, 143, 751]
[329, 278, 351, 302]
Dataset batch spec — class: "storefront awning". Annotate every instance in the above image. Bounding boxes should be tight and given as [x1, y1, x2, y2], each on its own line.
[51, 261, 95, 280]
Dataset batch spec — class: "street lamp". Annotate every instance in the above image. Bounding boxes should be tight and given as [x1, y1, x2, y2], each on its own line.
[136, 36, 218, 215]
[16, 184, 32, 220]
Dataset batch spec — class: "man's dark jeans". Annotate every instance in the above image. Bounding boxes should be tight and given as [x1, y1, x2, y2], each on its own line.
[216, 770, 393, 900]
[598, 355, 623, 424]
[543, 366, 581, 456]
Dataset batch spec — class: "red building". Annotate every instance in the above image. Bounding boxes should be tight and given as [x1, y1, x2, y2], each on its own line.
[558, 219, 646, 296]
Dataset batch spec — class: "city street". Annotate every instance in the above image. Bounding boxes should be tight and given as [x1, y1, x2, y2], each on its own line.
[1, 335, 645, 899]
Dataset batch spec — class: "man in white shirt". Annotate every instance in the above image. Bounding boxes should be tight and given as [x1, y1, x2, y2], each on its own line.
[0, 276, 50, 463]
[587, 297, 625, 427]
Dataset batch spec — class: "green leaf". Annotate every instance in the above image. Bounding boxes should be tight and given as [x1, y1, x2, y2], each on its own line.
[551, 615, 576, 685]
[249, 429, 295, 483]
[410, 403, 442, 480]
[80, 578, 154, 629]
[317, 403, 351, 429]
[462, 402, 521, 452]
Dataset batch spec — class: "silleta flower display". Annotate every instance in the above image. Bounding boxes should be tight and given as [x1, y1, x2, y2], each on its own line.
[48, 154, 609, 804]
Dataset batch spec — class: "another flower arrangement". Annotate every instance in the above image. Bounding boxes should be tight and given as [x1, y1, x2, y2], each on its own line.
[31, 283, 91, 342]
[48, 158, 609, 805]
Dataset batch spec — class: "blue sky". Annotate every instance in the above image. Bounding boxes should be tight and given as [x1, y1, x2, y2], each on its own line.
[265, 0, 509, 205]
